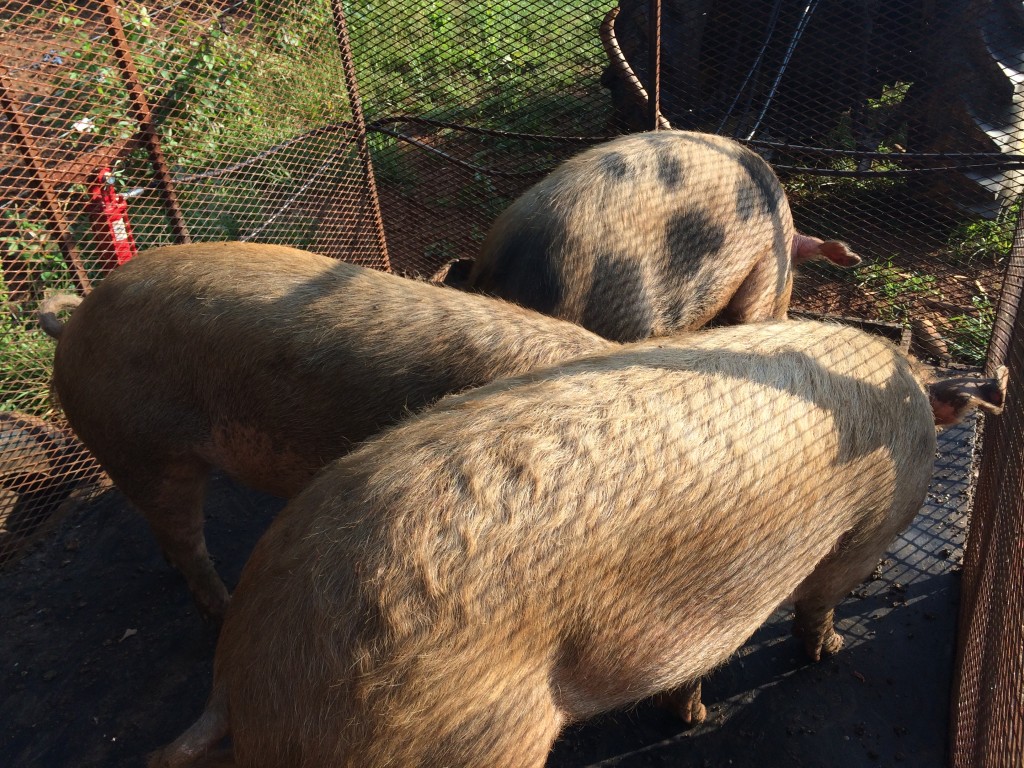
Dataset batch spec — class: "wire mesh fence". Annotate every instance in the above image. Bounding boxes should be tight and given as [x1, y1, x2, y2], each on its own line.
[0, 0, 1021, 764]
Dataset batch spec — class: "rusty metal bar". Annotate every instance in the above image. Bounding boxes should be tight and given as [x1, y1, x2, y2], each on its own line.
[951, 290, 1024, 767]
[600, 6, 671, 131]
[958, 203, 1024, 618]
[951, 198, 1024, 768]
[96, 0, 191, 245]
[330, 0, 391, 271]
[0, 70, 92, 293]
[0, 139, 142, 208]
[984, 199, 1024, 377]
[648, 0, 662, 131]
[958, 201, 1024, 629]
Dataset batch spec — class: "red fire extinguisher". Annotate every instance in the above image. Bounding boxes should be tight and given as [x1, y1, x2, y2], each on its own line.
[90, 167, 138, 268]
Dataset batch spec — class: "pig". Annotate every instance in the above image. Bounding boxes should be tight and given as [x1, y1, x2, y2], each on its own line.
[466, 130, 860, 341]
[150, 320, 1004, 768]
[40, 242, 616, 619]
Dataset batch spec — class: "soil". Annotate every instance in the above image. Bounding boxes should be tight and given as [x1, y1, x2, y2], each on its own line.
[0, 415, 979, 768]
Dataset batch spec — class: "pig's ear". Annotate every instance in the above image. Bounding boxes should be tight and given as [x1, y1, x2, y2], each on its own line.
[817, 241, 861, 267]
[928, 366, 1008, 426]
[429, 258, 475, 289]
[443, 258, 476, 289]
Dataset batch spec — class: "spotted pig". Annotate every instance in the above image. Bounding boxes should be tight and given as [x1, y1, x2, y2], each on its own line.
[467, 130, 859, 341]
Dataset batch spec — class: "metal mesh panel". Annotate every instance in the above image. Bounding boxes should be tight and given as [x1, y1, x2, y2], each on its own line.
[0, 0, 387, 564]
[604, 0, 1019, 368]
[1, 1, 1022, 764]
[951, 223, 1024, 767]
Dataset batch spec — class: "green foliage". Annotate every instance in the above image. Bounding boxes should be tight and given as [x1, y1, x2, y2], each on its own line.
[1, 207, 75, 294]
[851, 256, 994, 364]
[867, 81, 911, 111]
[0, 305, 58, 418]
[853, 256, 939, 321]
[946, 294, 996, 366]
[346, 0, 608, 132]
[946, 199, 1019, 266]
[814, 81, 911, 159]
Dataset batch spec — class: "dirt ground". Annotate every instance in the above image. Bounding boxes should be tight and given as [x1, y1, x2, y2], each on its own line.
[0, 412, 979, 768]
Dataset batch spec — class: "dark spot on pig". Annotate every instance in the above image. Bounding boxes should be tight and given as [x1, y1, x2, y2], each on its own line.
[664, 211, 726, 278]
[599, 152, 631, 181]
[581, 253, 654, 342]
[735, 149, 781, 219]
[664, 278, 717, 329]
[663, 301, 684, 329]
[656, 147, 684, 190]
[734, 178, 759, 221]
[484, 223, 564, 315]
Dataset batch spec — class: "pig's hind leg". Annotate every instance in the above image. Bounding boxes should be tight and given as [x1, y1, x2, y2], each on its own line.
[106, 454, 227, 620]
[656, 678, 707, 726]
[720, 246, 791, 325]
[368, 665, 564, 767]
[789, 526, 895, 662]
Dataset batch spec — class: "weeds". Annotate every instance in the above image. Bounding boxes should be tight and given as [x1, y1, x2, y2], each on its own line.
[854, 256, 940, 321]
[0, 305, 57, 419]
[946, 293, 996, 366]
[947, 199, 1019, 266]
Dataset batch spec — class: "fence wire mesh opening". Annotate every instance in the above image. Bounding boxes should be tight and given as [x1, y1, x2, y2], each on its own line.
[0, 1, 1022, 766]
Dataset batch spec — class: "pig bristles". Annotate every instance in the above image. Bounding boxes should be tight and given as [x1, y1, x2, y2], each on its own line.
[42, 242, 617, 620]
[161, 321, 956, 767]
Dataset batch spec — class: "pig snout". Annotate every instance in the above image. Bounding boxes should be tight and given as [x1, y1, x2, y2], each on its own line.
[929, 366, 1008, 426]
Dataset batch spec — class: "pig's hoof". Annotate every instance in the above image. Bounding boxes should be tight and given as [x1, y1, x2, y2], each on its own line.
[820, 630, 845, 657]
[194, 591, 230, 625]
[655, 687, 706, 727]
[803, 630, 844, 662]
[684, 700, 707, 726]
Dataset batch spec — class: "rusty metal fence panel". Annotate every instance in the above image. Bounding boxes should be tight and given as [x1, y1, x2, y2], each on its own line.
[1, 0, 387, 563]
[951, 215, 1024, 767]
[1, 0, 1023, 764]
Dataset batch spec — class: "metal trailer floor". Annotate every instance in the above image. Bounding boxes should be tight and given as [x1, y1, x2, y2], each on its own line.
[0, 416, 979, 768]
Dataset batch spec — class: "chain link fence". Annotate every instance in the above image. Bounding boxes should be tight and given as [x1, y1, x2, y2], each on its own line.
[1, 0, 1021, 764]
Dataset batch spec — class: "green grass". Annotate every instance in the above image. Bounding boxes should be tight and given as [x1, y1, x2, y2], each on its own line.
[946, 294, 997, 366]
[853, 256, 940, 321]
[946, 199, 1019, 266]
[2, 0, 607, 412]
[348, 1, 607, 127]
[0, 307, 58, 419]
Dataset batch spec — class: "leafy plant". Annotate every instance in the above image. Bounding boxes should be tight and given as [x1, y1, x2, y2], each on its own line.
[0, 303, 58, 418]
[946, 293, 996, 366]
[854, 256, 939, 321]
[947, 198, 1019, 266]
[1, 207, 74, 296]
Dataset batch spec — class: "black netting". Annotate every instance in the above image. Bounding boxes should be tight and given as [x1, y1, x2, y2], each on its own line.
[1, 1, 1021, 765]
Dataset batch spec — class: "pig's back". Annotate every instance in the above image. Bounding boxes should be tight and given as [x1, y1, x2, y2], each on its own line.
[218, 320, 935, 763]
[52, 243, 614, 492]
[471, 130, 795, 339]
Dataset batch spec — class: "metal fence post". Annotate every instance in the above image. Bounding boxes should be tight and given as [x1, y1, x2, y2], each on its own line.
[329, 0, 391, 271]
